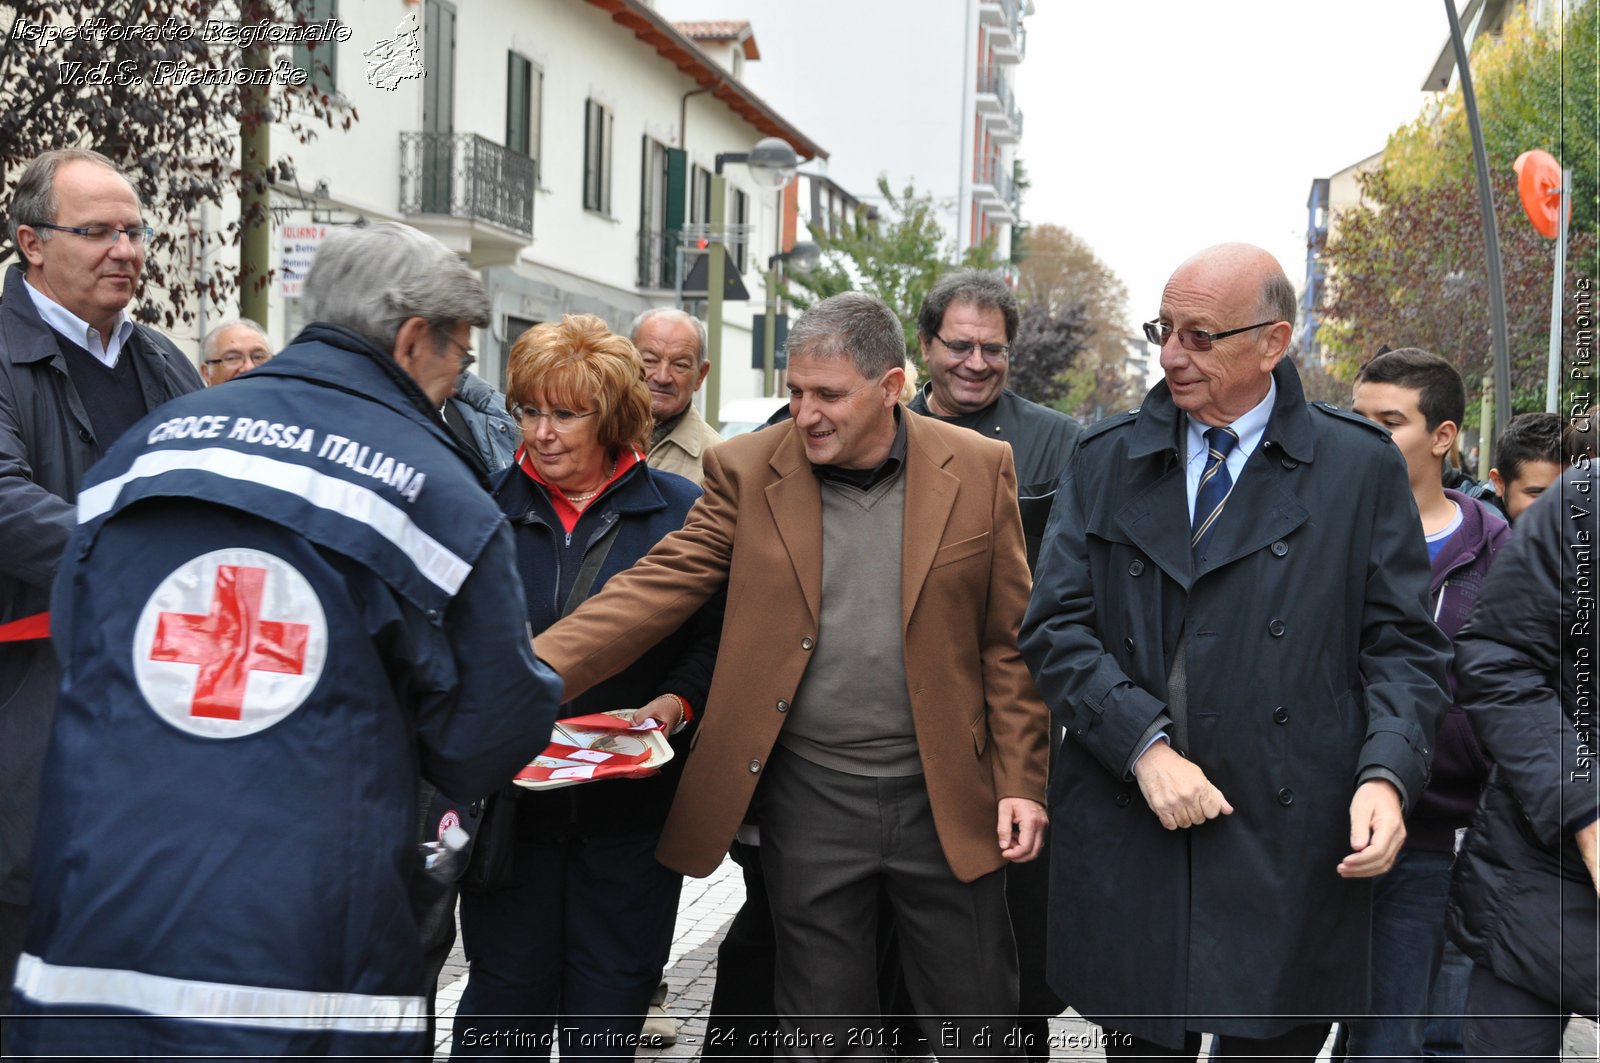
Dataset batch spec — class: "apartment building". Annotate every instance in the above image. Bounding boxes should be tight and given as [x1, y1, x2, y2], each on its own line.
[657, 0, 1030, 258]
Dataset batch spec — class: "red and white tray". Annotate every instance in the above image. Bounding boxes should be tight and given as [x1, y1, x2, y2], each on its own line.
[513, 710, 675, 790]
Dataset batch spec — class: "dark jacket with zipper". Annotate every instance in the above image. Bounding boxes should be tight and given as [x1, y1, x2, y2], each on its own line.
[1447, 467, 1599, 1015]
[908, 386, 1080, 567]
[1406, 489, 1508, 853]
[495, 457, 722, 834]
[0, 264, 202, 905]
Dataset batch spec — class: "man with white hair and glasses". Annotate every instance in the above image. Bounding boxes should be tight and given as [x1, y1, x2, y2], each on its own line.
[198, 318, 274, 385]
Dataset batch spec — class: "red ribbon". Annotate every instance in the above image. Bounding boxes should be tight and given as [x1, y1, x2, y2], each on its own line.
[0, 612, 50, 642]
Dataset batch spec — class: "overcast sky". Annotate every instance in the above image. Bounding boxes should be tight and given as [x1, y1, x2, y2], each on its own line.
[1016, 1, 1459, 325]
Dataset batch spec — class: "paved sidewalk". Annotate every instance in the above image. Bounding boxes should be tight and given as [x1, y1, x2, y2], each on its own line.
[432, 858, 1599, 1060]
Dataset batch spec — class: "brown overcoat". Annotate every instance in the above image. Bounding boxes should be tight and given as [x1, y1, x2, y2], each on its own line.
[534, 412, 1049, 882]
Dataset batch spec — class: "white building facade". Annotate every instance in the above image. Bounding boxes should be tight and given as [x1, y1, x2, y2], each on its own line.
[215, 0, 825, 410]
[656, 0, 1029, 259]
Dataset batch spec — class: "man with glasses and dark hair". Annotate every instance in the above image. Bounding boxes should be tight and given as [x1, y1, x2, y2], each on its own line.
[908, 268, 1078, 1060]
[8, 220, 561, 1058]
[199, 318, 274, 386]
[0, 147, 201, 1001]
[1021, 243, 1450, 1060]
[910, 269, 1081, 566]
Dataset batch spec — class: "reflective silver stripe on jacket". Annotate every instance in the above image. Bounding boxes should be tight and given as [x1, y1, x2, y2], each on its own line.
[13, 953, 427, 1034]
[76, 447, 471, 594]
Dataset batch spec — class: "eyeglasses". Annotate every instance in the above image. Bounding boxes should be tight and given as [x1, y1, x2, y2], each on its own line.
[512, 405, 599, 432]
[204, 350, 273, 368]
[1143, 319, 1278, 352]
[439, 333, 476, 371]
[934, 334, 1010, 360]
[31, 223, 154, 246]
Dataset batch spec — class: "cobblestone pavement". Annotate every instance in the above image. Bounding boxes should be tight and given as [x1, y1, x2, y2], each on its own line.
[432, 857, 1599, 1060]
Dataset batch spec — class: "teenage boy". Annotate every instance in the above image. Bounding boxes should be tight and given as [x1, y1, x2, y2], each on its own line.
[1347, 347, 1508, 1062]
[1487, 412, 1566, 522]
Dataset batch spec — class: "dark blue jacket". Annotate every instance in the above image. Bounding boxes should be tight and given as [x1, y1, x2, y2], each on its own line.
[450, 370, 518, 475]
[9, 324, 561, 1058]
[496, 458, 721, 834]
[0, 264, 203, 905]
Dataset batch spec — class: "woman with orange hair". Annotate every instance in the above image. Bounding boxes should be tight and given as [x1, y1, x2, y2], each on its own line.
[452, 314, 720, 1059]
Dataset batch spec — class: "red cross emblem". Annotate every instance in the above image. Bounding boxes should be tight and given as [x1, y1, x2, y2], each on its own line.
[150, 565, 310, 721]
[134, 549, 327, 738]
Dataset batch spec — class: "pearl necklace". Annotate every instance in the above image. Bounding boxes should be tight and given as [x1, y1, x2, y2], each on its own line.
[561, 458, 618, 505]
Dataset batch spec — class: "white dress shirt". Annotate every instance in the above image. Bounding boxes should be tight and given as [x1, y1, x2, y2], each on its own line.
[24, 277, 136, 368]
[1183, 377, 1277, 522]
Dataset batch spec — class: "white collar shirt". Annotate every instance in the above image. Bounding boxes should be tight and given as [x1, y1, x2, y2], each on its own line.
[1183, 376, 1277, 522]
[24, 278, 136, 368]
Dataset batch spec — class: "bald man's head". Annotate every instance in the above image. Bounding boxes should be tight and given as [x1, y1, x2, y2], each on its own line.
[1154, 243, 1296, 426]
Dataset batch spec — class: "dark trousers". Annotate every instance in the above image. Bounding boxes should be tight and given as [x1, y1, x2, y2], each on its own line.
[707, 852, 931, 1061]
[451, 826, 682, 1060]
[1104, 1022, 1331, 1062]
[0, 900, 27, 1052]
[1004, 844, 1064, 1061]
[880, 854, 1060, 1062]
[758, 749, 1019, 1060]
[705, 841, 780, 1058]
[1462, 964, 1574, 1063]
[420, 882, 460, 1047]
[1337, 849, 1464, 1063]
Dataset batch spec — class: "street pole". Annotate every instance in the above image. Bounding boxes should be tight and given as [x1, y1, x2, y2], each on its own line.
[708, 139, 801, 420]
[1545, 169, 1570, 413]
[239, 0, 271, 326]
[706, 173, 727, 427]
[1479, 376, 1494, 481]
[1445, 0, 1513, 444]
[763, 259, 780, 398]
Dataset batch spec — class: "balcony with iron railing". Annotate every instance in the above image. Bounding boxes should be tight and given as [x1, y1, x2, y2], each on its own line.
[984, 0, 1026, 59]
[977, 66, 1023, 143]
[975, 64, 1012, 116]
[638, 228, 679, 291]
[399, 132, 534, 267]
[973, 162, 1017, 223]
[994, 102, 1023, 144]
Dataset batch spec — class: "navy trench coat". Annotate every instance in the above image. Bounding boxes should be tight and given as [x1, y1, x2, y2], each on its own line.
[1020, 360, 1451, 1045]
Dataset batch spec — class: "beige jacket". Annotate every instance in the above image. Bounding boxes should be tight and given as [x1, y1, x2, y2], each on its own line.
[646, 402, 723, 485]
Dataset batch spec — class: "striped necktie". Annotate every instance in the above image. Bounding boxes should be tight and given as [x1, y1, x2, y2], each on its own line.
[1191, 426, 1239, 555]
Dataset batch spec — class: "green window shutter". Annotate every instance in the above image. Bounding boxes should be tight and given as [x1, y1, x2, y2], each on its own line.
[507, 54, 530, 156]
[665, 148, 687, 287]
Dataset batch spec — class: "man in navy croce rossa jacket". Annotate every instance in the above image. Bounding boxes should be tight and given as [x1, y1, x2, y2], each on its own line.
[8, 222, 561, 1059]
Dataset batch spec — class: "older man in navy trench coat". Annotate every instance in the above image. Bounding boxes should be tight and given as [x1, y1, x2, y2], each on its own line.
[1020, 243, 1451, 1058]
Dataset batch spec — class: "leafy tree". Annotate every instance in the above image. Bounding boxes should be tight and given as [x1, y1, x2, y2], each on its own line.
[788, 177, 998, 359]
[1317, 0, 1598, 421]
[1384, 0, 1597, 235]
[1011, 222, 1140, 417]
[1319, 167, 1596, 417]
[1009, 301, 1091, 408]
[0, 1, 357, 328]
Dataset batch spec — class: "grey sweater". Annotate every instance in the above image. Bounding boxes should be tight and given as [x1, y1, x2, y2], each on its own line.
[779, 472, 921, 777]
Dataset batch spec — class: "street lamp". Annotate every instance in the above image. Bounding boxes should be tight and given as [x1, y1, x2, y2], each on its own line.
[762, 240, 821, 397]
[705, 137, 800, 425]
